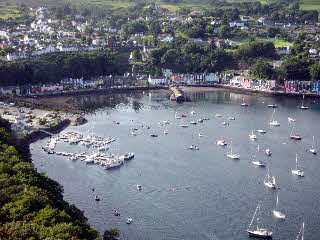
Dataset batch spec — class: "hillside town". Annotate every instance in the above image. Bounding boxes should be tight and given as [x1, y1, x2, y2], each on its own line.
[1, 2, 320, 96]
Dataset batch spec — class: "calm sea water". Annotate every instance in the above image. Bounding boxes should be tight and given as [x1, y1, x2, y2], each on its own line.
[31, 89, 320, 240]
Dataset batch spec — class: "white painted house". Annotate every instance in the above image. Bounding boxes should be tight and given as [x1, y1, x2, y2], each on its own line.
[148, 76, 167, 85]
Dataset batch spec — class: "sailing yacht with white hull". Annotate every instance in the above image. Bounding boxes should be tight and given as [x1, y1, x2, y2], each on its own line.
[269, 109, 280, 126]
[291, 154, 304, 177]
[310, 136, 317, 154]
[273, 192, 285, 219]
[264, 168, 278, 189]
[299, 93, 309, 110]
[226, 141, 240, 159]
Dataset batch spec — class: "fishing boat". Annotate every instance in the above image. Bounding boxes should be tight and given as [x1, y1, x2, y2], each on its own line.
[264, 168, 277, 189]
[290, 124, 302, 140]
[249, 130, 257, 140]
[216, 140, 227, 146]
[258, 129, 266, 133]
[288, 117, 296, 122]
[291, 154, 304, 177]
[299, 94, 309, 110]
[295, 222, 305, 240]
[273, 193, 285, 219]
[126, 218, 133, 224]
[269, 109, 280, 126]
[247, 202, 273, 239]
[226, 141, 240, 159]
[268, 104, 277, 108]
[137, 185, 142, 190]
[187, 145, 199, 150]
[310, 136, 317, 154]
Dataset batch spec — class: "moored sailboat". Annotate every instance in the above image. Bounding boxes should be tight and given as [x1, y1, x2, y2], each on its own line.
[291, 154, 304, 177]
[299, 93, 309, 110]
[226, 141, 240, 159]
[273, 192, 285, 219]
[247, 201, 273, 239]
[269, 109, 280, 126]
[310, 136, 317, 154]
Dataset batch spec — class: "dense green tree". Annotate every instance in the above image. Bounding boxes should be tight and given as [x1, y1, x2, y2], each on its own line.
[310, 62, 320, 80]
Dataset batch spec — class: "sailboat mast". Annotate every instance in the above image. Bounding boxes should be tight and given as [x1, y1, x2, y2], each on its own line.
[296, 154, 298, 170]
[276, 193, 279, 210]
[248, 201, 261, 230]
[302, 222, 304, 240]
[230, 140, 233, 155]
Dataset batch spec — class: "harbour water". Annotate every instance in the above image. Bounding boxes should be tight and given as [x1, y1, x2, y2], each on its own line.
[31, 89, 320, 239]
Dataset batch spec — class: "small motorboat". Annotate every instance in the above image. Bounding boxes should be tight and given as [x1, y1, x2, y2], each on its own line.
[47, 150, 55, 154]
[190, 111, 195, 115]
[299, 105, 309, 110]
[150, 134, 158, 137]
[203, 117, 210, 120]
[180, 114, 186, 118]
[95, 195, 100, 201]
[222, 121, 227, 125]
[197, 119, 203, 123]
[290, 135, 302, 140]
[258, 129, 266, 133]
[265, 149, 272, 156]
[215, 114, 222, 117]
[268, 104, 277, 108]
[126, 218, 133, 224]
[113, 121, 120, 124]
[288, 117, 296, 122]
[163, 120, 169, 124]
[190, 121, 197, 125]
[164, 130, 168, 135]
[187, 145, 199, 150]
[216, 140, 227, 146]
[114, 210, 120, 216]
[137, 185, 142, 190]
[252, 160, 266, 167]
[198, 133, 203, 137]
[229, 117, 236, 120]
[131, 131, 136, 136]
[179, 124, 188, 128]
[241, 103, 249, 107]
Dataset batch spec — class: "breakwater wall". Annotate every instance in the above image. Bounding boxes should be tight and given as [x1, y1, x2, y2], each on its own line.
[22, 119, 71, 144]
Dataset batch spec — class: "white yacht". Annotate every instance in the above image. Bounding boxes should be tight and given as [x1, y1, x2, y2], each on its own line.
[247, 202, 272, 239]
[106, 158, 124, 169]
[299, 93, 309, 110]
[291, 154, 304, 177]
[226, 141, 240, 160]
[120, 153, 134, 160]
[216, 140, 227, 146]
[241, 103, 249, 107]
[249, 130, 257, 140]
[268, 104, 277, 108]
[163, 120, 170, 124]
[264, 169, 277, 189]
[175, 112, 181, 119]
[190, 106, 195, 115]
[197, 119, 203, 123]
[268, 109, 280, 126]
[273, 193, 285, 219]
[198, 132, 203, 137]
[310, 136, 317, 154]
[288, 117, 296, 122]
[131, 131, 136, 136]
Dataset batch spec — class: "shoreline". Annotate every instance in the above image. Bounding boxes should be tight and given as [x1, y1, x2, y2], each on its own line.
[181, 85, 320, 99]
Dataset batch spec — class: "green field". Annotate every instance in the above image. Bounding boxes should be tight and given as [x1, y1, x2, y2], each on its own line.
[300, 0, 320, 11]
[0, 3, 22, 19]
